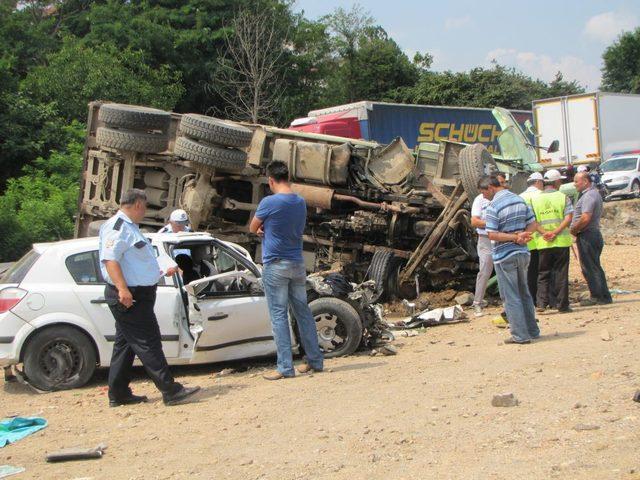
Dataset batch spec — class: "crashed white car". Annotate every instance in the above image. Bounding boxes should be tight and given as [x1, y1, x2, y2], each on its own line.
[0, 232, 379, 391]
[601, 155, 640, 199]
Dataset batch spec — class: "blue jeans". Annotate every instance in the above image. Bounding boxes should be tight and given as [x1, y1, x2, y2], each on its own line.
[262, 260, 323, 376]
[494, 253, 540, 342]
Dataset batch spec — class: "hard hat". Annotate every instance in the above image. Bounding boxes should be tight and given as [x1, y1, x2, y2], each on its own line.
[544, 169, 566, 182]
[169, 209, 189, 223]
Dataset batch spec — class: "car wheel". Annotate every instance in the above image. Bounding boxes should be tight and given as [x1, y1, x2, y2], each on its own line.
[632, 181, 640, 198]
[23, 326, 97, 391]
[308, 297, 362, 358]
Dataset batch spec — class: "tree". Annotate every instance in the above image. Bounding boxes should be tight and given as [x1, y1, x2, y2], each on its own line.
[209, 5, 289, 123]
[0, 121, 85, 261]
[23, 36, 185, 122]
[602, 27, 640, 93]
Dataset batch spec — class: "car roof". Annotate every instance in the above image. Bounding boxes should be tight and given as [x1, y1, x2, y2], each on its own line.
[32, 231, 217, 255]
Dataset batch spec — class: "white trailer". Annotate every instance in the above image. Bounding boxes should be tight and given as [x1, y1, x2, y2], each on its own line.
[532, 92, 640, 165]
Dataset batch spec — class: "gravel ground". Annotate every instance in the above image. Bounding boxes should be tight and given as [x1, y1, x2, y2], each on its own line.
[1, 226, 639, 479]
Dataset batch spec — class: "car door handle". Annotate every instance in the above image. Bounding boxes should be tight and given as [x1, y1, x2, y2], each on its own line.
[208, 313, 229, 321]
[91, 298, 109, 304]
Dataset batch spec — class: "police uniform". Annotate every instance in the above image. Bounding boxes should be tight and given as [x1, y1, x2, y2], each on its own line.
[99, 210, 181, 401]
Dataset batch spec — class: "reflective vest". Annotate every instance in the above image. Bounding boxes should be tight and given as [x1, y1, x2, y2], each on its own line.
[531, 190, 573, 249]
[519, 189, 540, 251]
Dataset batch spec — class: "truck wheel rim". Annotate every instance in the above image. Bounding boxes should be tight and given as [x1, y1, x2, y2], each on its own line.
[314, 313, 345, 351]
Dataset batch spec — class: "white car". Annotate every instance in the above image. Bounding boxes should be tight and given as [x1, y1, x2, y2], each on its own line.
[601, 155, 640, 199]
[0, 232, 368, 391]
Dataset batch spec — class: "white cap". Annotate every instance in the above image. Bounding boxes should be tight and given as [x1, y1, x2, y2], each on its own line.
[577, 165, 588, 172]
[169, 209, 189, 223]
[527, 172, 544, 181]
[544, 169, 566, 182]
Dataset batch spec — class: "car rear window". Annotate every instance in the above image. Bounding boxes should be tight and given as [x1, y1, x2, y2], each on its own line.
[1, 249, 40, 284]
[66, 251, 103, 284]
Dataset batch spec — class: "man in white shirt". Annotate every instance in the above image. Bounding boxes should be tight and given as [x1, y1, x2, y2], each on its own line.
[158, 209, 192, 234]
[470, 189, 493, 317]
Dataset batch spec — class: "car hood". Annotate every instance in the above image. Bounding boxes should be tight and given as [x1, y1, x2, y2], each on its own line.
[602, 170, 634, 182]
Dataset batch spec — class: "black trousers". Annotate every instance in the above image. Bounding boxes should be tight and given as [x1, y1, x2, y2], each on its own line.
[537, 247, 570, 310]
[105, 284, 180, 400]
[576, 230, 612, 303]
[527, 249, 539, 303]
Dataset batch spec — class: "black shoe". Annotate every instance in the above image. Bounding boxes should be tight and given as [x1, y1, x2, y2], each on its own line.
[579, 298, 598, 307]
[504, 337, 531, 345]
[557, 306, 573, 313]
[109, 394, 148, 407]
[163, 386, 201, 406]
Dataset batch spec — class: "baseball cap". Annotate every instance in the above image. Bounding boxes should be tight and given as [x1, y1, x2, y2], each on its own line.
[169, 209, 189, 223]
[576, 165, 588, 172]
[527, 172, 544, 181]
[544, 169, 566, 182]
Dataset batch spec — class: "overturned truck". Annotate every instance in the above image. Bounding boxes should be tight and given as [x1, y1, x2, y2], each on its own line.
[76, 102, 539, 299]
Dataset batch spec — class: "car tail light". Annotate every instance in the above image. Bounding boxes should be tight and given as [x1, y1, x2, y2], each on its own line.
[0, 288, 27, 313]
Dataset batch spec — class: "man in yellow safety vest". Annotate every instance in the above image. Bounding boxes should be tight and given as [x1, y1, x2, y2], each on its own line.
[531, 169, 574, 313]
[519, 172, 543, 301]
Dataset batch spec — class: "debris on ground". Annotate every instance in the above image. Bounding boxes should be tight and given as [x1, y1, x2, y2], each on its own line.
[379, 345, 397, 356]
[491, 393, 519, 407]
[573, 424, 601, 432]
[600, 329, 613, 341]
[0, 417, 47, 448]
[216, 368, 236, 377]
[633, 391, 640, 403]
[454, 292, 474, 306]
[0, 465, 25, 478]
[391, 305, 467, 329]
[46, 444, 108, 463]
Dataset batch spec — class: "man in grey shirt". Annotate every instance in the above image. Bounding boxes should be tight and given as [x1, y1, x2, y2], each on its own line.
[569, 172, 612, 305]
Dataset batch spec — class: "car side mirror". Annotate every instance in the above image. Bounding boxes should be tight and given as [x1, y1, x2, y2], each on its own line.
[547, 140, 559, 154]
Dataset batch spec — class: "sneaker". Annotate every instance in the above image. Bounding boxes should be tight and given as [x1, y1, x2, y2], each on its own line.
[473, 304, 485, 317]
[297, 363, 323, 374]
[163, 386, 201, 406]
[504, 337, 531, 345]
[262, 370, 294, 381]
[109, 394, 148, 408]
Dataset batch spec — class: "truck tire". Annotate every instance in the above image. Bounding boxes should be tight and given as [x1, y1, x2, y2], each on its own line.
[179, 114, 253, 148]
[510, 172, 529, 195]
[23, 326, 97, 391]
[308, 297, 363, 358]
[174, 136, 246, 170]
[369, 250, 394, 302]
[96, 127, 169, 153]
[98, 103, 171, 132]
[459, 143, 498, 200]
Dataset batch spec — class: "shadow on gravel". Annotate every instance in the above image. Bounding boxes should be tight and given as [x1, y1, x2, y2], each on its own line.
[327, 362, 386, 373]
[535, 330, 586, 343]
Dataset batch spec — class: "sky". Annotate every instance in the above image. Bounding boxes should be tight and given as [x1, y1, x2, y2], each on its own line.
[293, 0, 640, 90]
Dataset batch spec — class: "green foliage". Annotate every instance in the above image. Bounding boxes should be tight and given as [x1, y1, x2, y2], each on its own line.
[0, 122, 85, 261]
[602, 27, 640, 93]
[387, 65, 584, 110]
[23, 36, 185, 122]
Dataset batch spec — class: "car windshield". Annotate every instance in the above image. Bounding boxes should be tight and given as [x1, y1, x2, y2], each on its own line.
[1, 249, 40, 284]
[601, 157, 637, 172]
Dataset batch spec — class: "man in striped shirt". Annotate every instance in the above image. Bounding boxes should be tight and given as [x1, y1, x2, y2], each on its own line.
[480, 175, 540, 344]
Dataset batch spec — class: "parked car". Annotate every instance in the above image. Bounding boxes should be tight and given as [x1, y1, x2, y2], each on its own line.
[0, 232, 377, 391]
[600, 155, 640, 199]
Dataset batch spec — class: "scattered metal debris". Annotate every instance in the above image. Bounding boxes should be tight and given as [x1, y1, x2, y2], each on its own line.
[391, 304, 468, 329]
[46, 443, 108, 463]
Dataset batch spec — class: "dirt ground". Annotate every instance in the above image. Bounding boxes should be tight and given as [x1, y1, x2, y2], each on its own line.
[2, 206, 640, 479]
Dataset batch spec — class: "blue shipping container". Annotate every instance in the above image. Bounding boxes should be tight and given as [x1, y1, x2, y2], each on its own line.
[307, 101, 533, 155]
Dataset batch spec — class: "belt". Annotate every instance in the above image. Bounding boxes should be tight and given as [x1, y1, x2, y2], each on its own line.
[106, 284, 157, 292]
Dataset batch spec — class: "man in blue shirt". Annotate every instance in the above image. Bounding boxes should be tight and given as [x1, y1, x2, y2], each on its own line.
[250, 161, 323, 380]
[100, 189, 200, 406]
[480, 175, 540, 344]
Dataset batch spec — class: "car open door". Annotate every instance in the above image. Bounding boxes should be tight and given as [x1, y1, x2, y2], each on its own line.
[186, 270, 277, 364]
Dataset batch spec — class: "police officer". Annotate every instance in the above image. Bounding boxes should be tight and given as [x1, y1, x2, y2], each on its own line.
[99, 189, 200, 406]
[531, 170, 574, 313]
[158, 209, 191, 233]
